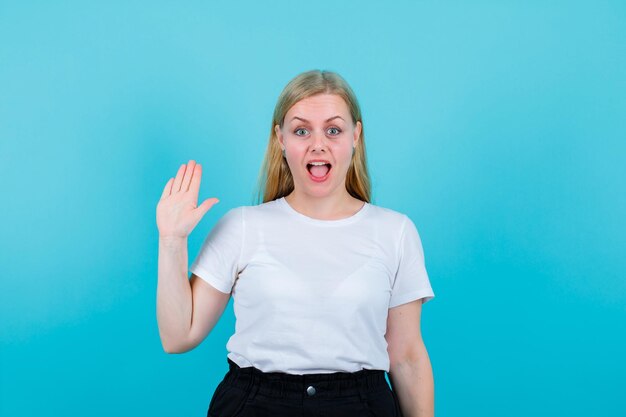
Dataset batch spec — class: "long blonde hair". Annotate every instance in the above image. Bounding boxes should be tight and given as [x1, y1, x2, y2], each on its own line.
[254, 69, 371, 204]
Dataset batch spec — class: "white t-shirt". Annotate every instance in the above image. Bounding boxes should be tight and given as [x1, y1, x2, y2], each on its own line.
[189, 196, 435, 375]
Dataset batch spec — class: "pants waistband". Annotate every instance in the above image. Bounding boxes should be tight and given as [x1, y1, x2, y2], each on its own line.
[223, 358, 389, 401]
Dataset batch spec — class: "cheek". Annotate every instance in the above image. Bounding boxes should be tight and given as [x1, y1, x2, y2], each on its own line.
[288, 144, 309, 158]
[331, 143, 353, 159]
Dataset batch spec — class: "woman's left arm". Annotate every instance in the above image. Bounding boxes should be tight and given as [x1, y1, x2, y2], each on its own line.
[386, 299, 434, 417]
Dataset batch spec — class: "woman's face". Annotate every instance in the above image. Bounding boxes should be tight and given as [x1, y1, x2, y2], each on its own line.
[275, 93, 362, 199]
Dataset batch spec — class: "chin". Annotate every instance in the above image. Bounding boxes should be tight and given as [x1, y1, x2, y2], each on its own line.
[301, 183, 341, 199]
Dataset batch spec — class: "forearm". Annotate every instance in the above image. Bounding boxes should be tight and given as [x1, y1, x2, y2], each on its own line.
[156, 236, 192, 353]
[388, 342, 434, 417]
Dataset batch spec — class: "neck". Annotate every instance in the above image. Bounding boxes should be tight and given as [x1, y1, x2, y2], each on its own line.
[284, 190, 364, 221]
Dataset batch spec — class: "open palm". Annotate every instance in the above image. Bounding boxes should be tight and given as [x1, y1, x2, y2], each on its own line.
[156, 160, 220, 239]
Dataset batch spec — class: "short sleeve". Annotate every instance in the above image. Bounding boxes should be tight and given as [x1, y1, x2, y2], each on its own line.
[389, 215, 435, 308]
[189, 207, 244, 294]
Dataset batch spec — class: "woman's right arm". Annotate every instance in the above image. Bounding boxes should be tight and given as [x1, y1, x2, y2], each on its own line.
[157, 236, 232, 353]
[156, 236, 193, 353]
[155, 160, 224, 353]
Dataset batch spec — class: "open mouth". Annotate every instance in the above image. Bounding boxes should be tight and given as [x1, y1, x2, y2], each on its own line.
[306, 162, 332, 181]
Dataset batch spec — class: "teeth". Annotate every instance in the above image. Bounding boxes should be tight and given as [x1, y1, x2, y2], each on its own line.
[309, 161, 328, 166]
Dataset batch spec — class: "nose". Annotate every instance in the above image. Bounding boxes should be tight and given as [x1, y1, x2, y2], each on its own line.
[310, 130, 327, 152]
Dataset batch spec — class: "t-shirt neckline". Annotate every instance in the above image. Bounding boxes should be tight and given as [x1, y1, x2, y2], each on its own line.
[277, 196, 369, 226]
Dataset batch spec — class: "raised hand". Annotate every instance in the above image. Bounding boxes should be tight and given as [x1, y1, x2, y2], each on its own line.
[156, 160, 220, 239]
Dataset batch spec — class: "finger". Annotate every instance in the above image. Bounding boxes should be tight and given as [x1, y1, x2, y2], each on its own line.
[160, 177, 174, 200]
[189, 163, 202, 196]
[196, 197, 220, 217]
[181, 159, 196, 192]
[172, 163, 186, 193]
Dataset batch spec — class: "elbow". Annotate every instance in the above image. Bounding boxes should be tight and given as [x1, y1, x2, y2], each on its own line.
[158, 327, 200, 354]
[389, 342, 429, 369]
[161, 339, 191, 354]
[158, 328, 193, 354]
[161, 341, 177, 354]
[163, 345, 180, 354]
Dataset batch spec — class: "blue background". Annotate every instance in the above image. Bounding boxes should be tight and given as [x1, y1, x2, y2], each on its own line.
[1, 1, 625, 416]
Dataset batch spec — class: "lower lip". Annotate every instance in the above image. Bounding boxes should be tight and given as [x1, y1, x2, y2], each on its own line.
[307, 166, 332, 183]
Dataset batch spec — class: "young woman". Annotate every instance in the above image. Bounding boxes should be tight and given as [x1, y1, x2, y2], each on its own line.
[156, 70, 435, 417]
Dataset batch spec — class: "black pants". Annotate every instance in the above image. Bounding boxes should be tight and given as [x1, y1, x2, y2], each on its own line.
[207, 358, 403, 417]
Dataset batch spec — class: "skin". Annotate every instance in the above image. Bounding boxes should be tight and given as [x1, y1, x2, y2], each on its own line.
[386, 299, 434, 417]
[275, 93, 364, 220]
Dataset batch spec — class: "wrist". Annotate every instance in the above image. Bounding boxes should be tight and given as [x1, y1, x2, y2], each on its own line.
[159, 235, 188, 247]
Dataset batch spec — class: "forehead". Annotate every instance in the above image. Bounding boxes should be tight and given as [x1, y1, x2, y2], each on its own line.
[286, 93, 350, 121]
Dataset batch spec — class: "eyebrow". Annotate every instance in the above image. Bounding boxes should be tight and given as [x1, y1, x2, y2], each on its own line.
[290, 115, 345, 123]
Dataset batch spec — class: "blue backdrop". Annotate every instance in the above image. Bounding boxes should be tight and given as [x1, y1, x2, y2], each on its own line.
[1, 1, 624, 416]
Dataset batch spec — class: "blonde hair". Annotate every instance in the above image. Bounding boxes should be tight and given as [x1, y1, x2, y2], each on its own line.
[254, 69, 371, 204]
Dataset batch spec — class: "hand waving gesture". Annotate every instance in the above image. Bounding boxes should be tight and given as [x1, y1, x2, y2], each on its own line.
[156, 160, 220, 239]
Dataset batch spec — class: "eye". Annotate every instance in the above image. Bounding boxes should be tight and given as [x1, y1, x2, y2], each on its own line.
[294, 128, 308, 136]
[327, 127, 342, 136]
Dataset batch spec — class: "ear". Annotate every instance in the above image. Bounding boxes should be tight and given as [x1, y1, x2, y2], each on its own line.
[275, 124, 284, 148]
[353, 121, 362, 149]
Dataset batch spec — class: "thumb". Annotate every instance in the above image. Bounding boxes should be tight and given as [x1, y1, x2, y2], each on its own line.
[196, 198, 220, 217]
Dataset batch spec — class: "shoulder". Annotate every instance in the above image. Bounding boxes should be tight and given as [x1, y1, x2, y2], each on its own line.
[222, 198, 284, 224]
[365, 202, 411, 230]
